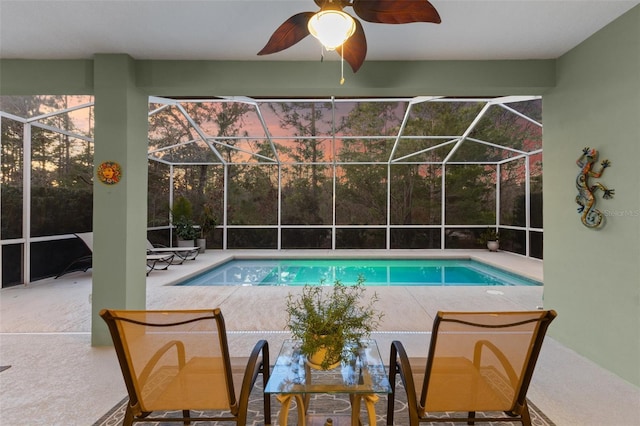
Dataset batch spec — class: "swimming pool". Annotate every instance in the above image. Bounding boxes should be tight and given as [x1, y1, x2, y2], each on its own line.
[177, 258, 541, 287]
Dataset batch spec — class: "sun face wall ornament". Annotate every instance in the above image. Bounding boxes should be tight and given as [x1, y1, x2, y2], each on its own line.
[575, 147, 614, 228]
[97, 161, 122, 185]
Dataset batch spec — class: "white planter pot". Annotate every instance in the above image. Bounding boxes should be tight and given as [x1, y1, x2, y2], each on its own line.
[177, 239, 194, 248]
[196, 238, 206, 253]
[487, 241, 499, 252]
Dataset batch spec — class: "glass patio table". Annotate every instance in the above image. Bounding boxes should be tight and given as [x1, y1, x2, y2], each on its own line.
[264, 339, 392, 426]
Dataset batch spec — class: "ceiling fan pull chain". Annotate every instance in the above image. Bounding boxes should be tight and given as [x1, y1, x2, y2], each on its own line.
[340, 44, 344, 86]
[340, 45, 345, 85]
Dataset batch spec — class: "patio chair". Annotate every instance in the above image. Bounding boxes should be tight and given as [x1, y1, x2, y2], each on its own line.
[55, 232, 93, 278]
[100, 308, 271, 426]
[56, 233, 176, 278]
[146, 253, 175, 275]
[387, 310, 557, 426]
[146, 239, 200, 264]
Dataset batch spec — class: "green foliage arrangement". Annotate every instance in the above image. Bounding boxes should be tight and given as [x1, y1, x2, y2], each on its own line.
[285, 276, 383, 369]
[174, 217, 198, 241]
[199, 205, 217, 238]
[172, 196, 198, 241]
[477, 228, 499, 244]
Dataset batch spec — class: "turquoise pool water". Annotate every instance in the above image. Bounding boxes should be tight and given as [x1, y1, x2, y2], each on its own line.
[177, 258, 541, 287]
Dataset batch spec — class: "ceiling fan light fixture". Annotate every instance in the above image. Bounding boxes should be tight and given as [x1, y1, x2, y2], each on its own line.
[307, 9, 356, 51]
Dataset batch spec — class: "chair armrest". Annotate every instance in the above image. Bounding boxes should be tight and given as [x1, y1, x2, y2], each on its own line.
[237, 339, 270, 422]
[388, 340, 421, 424]
[473, 339, 518, 388]
[390, 340, 419, 396]
[138, 340, 186, 387]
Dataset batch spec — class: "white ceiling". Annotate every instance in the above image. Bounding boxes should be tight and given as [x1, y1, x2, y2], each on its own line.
[0, 1, 638, 63]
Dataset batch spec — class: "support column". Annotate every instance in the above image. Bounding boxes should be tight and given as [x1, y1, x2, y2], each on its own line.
[91, 54, 148, 345]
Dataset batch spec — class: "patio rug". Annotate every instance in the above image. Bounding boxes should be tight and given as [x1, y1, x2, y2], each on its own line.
[93, 376, 554, 426]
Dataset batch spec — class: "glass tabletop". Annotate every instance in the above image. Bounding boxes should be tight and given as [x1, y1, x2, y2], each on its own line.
[264, 339, 392, 395]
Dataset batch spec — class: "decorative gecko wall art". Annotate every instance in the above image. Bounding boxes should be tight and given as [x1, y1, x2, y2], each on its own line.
[575, 147, 614, 228]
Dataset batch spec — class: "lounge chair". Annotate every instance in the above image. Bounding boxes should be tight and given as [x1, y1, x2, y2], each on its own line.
[146, 239, 200, 264]
[100, 308, 271, 425]
[56, 233, 175, 278]
[55, 232, 93, 278]
[387, 310, 557, 426]
[146, 253, 175, 275]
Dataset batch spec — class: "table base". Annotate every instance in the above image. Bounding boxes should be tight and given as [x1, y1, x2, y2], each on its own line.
[276, 393, 379, 426]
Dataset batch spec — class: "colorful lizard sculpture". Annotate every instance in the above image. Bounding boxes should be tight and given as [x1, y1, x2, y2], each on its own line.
[576, 147, 614, 228]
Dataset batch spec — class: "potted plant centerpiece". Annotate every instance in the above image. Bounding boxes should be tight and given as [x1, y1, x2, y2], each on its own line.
[285, 276, 383, 370]
[478, 228, 500, 251]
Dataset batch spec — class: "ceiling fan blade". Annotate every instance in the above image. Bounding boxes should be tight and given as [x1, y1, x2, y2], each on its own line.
[257, 12, 315, 55]
[339, 19, 367, 73]
[352, 0, 441, 24]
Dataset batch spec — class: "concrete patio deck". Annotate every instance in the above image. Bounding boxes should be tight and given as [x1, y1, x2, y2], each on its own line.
[1, 250, 638, 425]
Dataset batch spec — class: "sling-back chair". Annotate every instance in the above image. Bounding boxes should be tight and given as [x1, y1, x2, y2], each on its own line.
[100, 308, 271, 425]
[387, 310, 557, 425]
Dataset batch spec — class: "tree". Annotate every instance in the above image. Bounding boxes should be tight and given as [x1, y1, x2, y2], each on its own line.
[335, 102, 399, 227]
[1, 95, 94, 238]
[269, 101, 333, 225]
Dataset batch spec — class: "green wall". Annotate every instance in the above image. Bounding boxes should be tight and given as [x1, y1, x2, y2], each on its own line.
[0, 59, 94, 94]
[91, 55, 149, 345]
[2, 59, 554, 97]
[543, 6, 640, 386]
[134, 59, 554, 97]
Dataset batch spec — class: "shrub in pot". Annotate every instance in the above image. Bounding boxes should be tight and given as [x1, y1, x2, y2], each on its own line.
[171, 196, 197, 246]
[174, 217, 198, 246]
[197, 205, 217, 253]
[477, 228, 499, 251]
[285, 276, 383, 370]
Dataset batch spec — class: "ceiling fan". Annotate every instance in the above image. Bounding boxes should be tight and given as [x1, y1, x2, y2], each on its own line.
[257, 0, 441, 73]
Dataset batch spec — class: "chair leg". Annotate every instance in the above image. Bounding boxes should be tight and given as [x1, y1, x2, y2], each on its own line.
[386, 361, 398, 425]
[467, 411, 475, 425]
[263, 382, 272, 425]
[262, 355, 272, 425]
[520, 400, 532, 426]
[237, 409, 248, 425]
[123, 405, 134, 426]
[182, 409, 191, 425]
